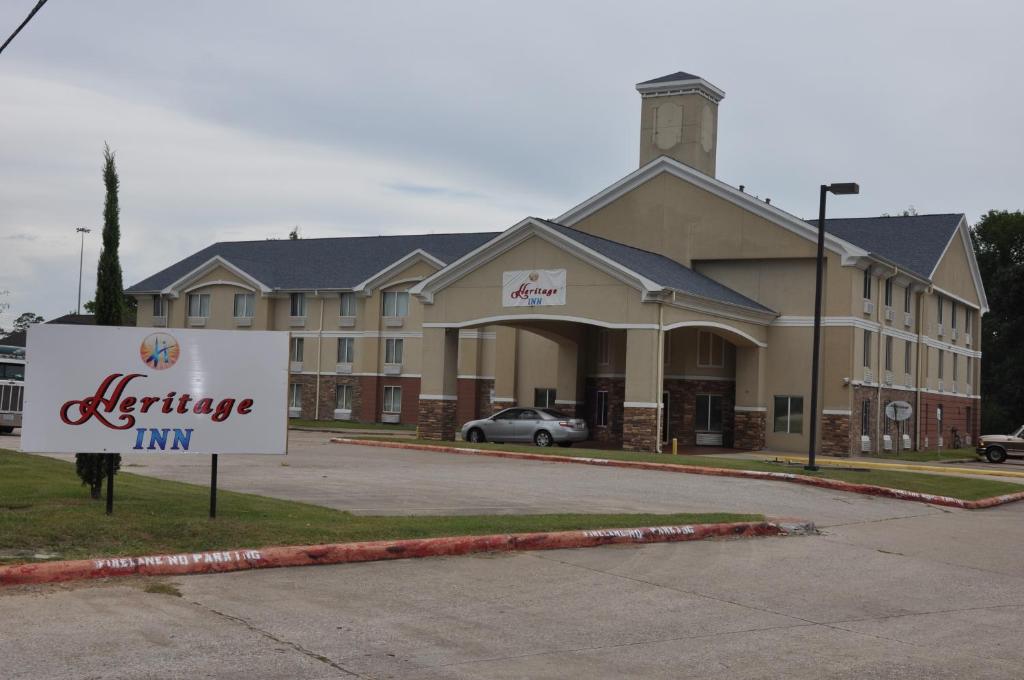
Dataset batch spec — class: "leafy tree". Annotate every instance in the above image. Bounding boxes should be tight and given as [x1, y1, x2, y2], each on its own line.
[972, 210, 1024, 434]
[82, 294, 136, 325]
[76, 143, 124, 498]
[288, 225, 301, 240]
[13, 312, 44, 332]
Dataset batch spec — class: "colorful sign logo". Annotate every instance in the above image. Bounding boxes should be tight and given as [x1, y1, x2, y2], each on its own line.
[140, 333, 180, 370]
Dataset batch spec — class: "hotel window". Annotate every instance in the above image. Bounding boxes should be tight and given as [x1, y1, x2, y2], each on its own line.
[290, 337, 304, 362]
[904, 341, 912, 374]
[233, 293, 255, 318]
[904, 286, 912, 313]
[382, 291, 409, 317]
[152, 295, 164, 317]
[335, 384, 353, 411]
[862, 330, 872, 368]
[534, 388, 556, 408]
[385, 338, 404, 364]
[937, 349, 944, 380]
[861, 399, 870, 434]
[884, 279, 893, 307]
[884, 336, 893, 371]
[595, 390, 609, 426]
[965, 308, 973, 334]
[773, 396, 803, 434]
[967, 357, 972, 386]
[339, 292, 357, 317]
[951, 302, 958, 329]
[952, 354, 959, 382]
[597, 330, 610, 365]
[337, 337, 354, 363]
[289, 383, 302, 409]
[383, 386, 402, 414]
[290, 292, 306, 317]
[187, 293, 210, 318]
[862, 270, 872, 300]
[937, 295, 944, 324]
[698, 331, 725, 368]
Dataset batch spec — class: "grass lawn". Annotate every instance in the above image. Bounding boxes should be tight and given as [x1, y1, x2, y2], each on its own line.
[0, 449, 759, 565]
[347, 437, 1024, 502]
[869, 447, 978, 463]
[289, 418, 415, 431]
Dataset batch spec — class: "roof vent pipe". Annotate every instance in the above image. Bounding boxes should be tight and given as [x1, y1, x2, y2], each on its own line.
[739, 185, 745, 193]
[765, 198, 771, 205]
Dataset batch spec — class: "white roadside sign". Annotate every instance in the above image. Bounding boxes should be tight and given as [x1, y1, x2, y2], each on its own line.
[21, 325, 289, 455]
[502, 269, 566, 307]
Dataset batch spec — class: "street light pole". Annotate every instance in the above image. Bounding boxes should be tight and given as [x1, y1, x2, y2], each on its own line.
[807, 183, 859, 471]
[76, 227, 91, 314]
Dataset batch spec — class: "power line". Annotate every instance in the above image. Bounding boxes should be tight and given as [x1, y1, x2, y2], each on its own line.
[0, 0, 50, 57]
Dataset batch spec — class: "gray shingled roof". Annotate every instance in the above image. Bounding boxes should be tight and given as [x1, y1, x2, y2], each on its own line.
[810, 214, 963, 279]
[638, 71, 703, 85]
[537, 220, 775, 314]
[127, 232, 499, 293]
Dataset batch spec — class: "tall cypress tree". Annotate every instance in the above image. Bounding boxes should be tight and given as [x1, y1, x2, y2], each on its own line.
[76, 143, 123, 498]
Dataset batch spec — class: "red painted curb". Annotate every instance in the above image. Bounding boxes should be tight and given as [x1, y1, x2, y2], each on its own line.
[0, 520, 810, 587]
[333, 438, 1024, 510]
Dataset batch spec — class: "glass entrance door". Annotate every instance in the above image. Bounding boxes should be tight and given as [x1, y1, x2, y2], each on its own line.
[695, 394, 723, 446]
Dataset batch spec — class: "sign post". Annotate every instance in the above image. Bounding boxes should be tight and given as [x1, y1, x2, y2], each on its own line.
[885, 400, 914, 456]
[22, 326, 289, 516]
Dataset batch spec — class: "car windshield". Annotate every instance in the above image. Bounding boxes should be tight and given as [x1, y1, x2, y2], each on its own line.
[540, 409, 570, 419]
[1014, 425, 1024, 438]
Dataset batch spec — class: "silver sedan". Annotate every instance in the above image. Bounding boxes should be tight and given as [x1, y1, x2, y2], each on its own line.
[461, 408, 589, 447]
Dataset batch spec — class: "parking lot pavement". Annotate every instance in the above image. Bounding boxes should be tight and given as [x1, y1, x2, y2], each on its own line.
[4, 507, 1024, 680]
[11, 430, 946, 527]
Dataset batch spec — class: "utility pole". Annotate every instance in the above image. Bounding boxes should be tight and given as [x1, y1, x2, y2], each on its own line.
[76, 227, 91, 314]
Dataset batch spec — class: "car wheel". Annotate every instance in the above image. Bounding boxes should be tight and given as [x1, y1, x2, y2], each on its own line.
[466, 428, 485, 444]
[534, 430, 553, 447]
[557, 442, 573, 448]
[985, 446, 1008, 464]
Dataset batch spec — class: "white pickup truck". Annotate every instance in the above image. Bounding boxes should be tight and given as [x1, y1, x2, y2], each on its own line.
[0, 345, 25, 434]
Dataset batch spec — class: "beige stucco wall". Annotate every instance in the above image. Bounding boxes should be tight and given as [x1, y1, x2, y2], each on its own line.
[638, 93, 718, 175]
[931, 232, 980, 307]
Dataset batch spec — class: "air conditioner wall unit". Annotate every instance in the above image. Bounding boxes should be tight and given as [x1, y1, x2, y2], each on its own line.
[936, 323, 944, 337]
[904, 313, 913, 327]
[883, 435, 893, 451]
[952, 328, 959, 340]
[884, 307, 894, 321]
[902, 434, 913, 450]
[863, 300, 875, 315]
[860, 435, 872, 453]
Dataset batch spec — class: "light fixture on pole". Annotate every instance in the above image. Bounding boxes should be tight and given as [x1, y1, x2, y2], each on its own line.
[806, 182, 859, 471]
[76, 227, 91, 314]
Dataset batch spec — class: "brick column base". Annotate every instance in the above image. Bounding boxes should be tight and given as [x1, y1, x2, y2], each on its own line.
[418, 399, 457, 440]
[822, 413, 851, 456]
[623, 406, 659, 452]
[733, 410, 766, 450]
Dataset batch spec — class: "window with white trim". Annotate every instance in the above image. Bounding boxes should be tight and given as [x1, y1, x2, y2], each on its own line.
[337, 337, 354, 363]
[534, 388, 556, 408]
[884, 278, 893, 307]
[904, 340, 912, 374]
[290, 292, 306, 317]
[335, 384, 352, 411]
[863, 330, 872, 368]
[290, 337, 304, 362]
[965, 308, 973, 334]
[152, 295, 164, 317]
[383, 385, 402, 414]
[595, 390, 608, 426]
[863, 270, 872, 300]
[884, 335, 893, 371]
[952, 353, 959, 382]
[966, 357, 972, 386]
[904, 286, 912, 313]
[233, 293, 255, 318]
[385, 338, 403, 364]
[187, 293, 210, 318]
[937, 295, 944, 324]
[861, 399, 870, 434]
[339, 292, 357, 317]
[951, 301, 958, 329]
[937, 349, 944, 380]
[698, 331, 724, 368]
[773, 396, 803, 434]
[382, 291, 409, 317]
[289, 383, 302, 409]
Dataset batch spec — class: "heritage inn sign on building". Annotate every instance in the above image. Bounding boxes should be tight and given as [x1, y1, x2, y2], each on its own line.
[125, 71, 987, 455]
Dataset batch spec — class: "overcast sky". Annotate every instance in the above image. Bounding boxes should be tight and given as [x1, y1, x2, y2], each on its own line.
[1, 0, 1022, 330]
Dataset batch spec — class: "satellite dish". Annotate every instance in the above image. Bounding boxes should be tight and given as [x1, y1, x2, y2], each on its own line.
[885, 401, 913, 422]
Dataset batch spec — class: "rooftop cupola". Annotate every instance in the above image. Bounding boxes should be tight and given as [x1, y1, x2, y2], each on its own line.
[636, 71, 725, 176]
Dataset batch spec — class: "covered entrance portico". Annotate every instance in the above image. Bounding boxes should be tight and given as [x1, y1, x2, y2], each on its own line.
[410, 218, 775, 452]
